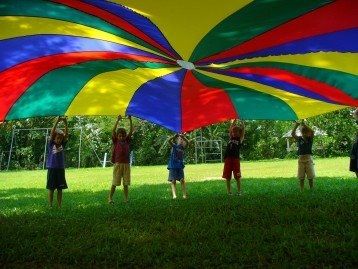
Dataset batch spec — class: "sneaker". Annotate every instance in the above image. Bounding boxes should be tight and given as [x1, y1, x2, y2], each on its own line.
[228, 192, 233, 196]
[108, 200, 114, 205]
[237, 192, 242, 196]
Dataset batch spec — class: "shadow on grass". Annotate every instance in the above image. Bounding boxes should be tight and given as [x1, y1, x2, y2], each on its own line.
[0, 178, 357, 268]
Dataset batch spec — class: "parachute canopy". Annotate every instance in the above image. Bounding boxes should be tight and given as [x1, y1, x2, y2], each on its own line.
[0, 0, 357, 132]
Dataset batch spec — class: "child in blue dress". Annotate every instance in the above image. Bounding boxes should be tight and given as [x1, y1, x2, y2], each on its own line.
[46, 116, 68, 208]
[167, 133, 189, 199]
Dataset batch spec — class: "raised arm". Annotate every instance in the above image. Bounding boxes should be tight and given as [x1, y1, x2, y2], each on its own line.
[291, 121, 300, 140]
[229, 119, 238, 136]
[112, 115, 122, 137]
[169, 133, 178, 146]
[62, 117, 68, 141]
[50, 116, 61, 140]
[127, 115, 133, 138]
[239, 121, 245, 143]
[180, 133, 189, 146]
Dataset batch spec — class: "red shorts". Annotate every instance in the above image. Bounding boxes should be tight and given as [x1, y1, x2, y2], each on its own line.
[222, 157, 241, 180]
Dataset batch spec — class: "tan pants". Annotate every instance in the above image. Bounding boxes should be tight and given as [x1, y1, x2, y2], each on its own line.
[298, 155, 315, 180]
[112, 163, 131, 186]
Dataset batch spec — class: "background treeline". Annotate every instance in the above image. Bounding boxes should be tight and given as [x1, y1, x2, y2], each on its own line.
[0, 109, 356, 170]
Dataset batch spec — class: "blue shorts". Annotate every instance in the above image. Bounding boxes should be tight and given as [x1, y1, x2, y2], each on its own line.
[168, 169, 184, 182]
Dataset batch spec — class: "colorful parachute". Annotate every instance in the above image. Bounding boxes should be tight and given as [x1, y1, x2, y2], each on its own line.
[0, 0, 357, 132]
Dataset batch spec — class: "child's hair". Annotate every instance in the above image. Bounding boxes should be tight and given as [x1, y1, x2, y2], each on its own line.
[116, 128, 127, 136]
[231, 126, 242, 136]
[301, 125, 312, 136]
[232, 126, 241, 132]
[177, 135, 185, 145]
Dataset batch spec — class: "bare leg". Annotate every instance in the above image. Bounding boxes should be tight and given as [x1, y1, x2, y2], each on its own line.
[171, 181, 177, 199]
[108, 185, 116, 203]
[180, 179, 187, 199]
[123, 185, 129, 203]
[298, 162, 304, 191]
[57, 189, 63, 208]
[308, 179, 314, 189]
[226, 180, 232, 195]
[356, 172, 358, 178]
[235, 179, 241, 195]
[48, 190, 54, 207]
[299, 179, 304, 191]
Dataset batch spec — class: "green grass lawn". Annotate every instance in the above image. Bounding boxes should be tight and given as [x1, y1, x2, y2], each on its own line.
[0, 157, 357, 267]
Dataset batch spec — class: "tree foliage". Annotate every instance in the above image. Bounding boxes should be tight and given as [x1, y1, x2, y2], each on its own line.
[0, 108, 356, 170]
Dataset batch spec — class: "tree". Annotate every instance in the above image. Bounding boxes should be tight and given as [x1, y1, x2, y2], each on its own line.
[0, 108, 355, 170]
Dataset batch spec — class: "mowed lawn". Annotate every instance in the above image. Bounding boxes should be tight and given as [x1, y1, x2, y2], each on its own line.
[0, 158, 357, 268]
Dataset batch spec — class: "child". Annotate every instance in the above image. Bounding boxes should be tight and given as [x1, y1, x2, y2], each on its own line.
[349, 134, 358, 178]
[108, 115, 133, 204]
[167, 133, 189, 199]
[291, 120, 315, 190]
[222, 119, 245, 195]
[46, 116, 68, 208]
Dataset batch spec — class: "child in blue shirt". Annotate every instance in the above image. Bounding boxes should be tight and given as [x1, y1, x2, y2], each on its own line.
[167, 133, 189, 199]
[46, 116, 68, 208]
